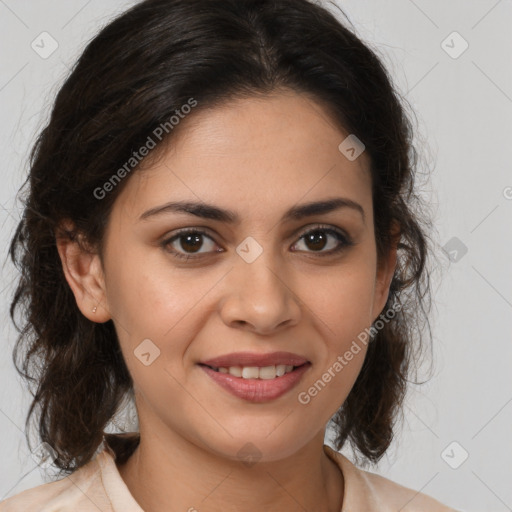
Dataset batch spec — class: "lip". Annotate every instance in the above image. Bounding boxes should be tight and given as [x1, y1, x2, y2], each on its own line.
[200, 351, 309, 368]
[199, 362, 311, 402]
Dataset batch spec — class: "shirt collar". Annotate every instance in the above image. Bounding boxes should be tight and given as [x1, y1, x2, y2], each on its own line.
[99, 434, 371, 512]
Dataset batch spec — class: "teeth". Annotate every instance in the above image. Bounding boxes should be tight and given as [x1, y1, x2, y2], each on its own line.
[261, 366, 279, 379]
[228, 366, 242, 377]
[214, 364, 295, 379]
[242, 366, 259, 379]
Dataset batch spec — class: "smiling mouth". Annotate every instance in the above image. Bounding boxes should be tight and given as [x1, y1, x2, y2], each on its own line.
[198, 361, 312, 402]
[198, 362, 309, 380]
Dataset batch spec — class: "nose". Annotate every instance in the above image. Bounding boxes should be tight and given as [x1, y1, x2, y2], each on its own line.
[219, 251, 302, 335]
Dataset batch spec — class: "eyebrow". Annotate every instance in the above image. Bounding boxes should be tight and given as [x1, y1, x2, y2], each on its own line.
[139, 197, 366, 225]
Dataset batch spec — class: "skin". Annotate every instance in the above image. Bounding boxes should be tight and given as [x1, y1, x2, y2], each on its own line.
[57, 90, 398, 512]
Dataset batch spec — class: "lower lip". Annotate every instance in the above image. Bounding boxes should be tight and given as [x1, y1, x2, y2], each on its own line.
[199, 363, 311, 403]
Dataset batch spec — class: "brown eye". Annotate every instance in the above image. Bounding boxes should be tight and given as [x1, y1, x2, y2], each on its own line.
[162, 229, 221, 260]
[292, 226, 353, 256]
[161, 224, 353, 262]
[303, 230, 329, 251]
[176, 232, 204, 253]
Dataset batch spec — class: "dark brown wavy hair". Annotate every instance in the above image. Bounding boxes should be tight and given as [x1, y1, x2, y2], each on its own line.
[9, 0, 438, 477]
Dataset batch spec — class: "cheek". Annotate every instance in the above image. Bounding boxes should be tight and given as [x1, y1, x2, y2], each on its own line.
[304, 258, 377, 334]
[104, 243, 194, 335]
[103, 247, 219, 388]
[297, 260, 375, 401]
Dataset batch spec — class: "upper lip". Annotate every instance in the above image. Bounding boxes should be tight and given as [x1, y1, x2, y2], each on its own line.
[200, 351, 309, 368]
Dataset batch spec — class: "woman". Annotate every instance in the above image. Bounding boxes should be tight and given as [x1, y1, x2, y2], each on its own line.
[1, 0, 458, 510]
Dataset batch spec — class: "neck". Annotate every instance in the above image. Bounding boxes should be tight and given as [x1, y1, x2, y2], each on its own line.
[116, 427, 344, 512]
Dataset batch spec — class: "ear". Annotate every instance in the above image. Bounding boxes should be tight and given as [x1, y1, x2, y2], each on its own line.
[55, 221, 111, 323]
[372, 220, 400, 320]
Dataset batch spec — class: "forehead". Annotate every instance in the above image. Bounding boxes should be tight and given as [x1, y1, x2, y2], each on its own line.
[114, 91, 372, 224]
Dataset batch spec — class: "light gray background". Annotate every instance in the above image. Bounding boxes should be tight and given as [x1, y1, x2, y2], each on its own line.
[1, 1, 511, 511]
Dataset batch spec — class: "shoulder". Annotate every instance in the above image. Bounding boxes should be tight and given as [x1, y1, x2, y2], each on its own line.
[352, 467, 459, 511]
[323, 445, 460, 512]
[0, 452, 111, 512]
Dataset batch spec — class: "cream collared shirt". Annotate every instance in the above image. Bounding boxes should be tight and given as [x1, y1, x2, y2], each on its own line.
[0, 438, 459, 511]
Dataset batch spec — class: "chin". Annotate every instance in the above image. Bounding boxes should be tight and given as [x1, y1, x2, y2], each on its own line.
[198, 430, 316, 465]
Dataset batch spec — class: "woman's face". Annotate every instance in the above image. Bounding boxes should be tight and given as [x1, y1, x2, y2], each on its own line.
[88, 91, 396, 461]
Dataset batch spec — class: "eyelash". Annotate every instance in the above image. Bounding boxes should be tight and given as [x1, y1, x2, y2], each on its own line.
[161, 224, 354, 261]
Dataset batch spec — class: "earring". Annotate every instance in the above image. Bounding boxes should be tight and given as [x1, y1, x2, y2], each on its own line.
[92, 306, 97, 313]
